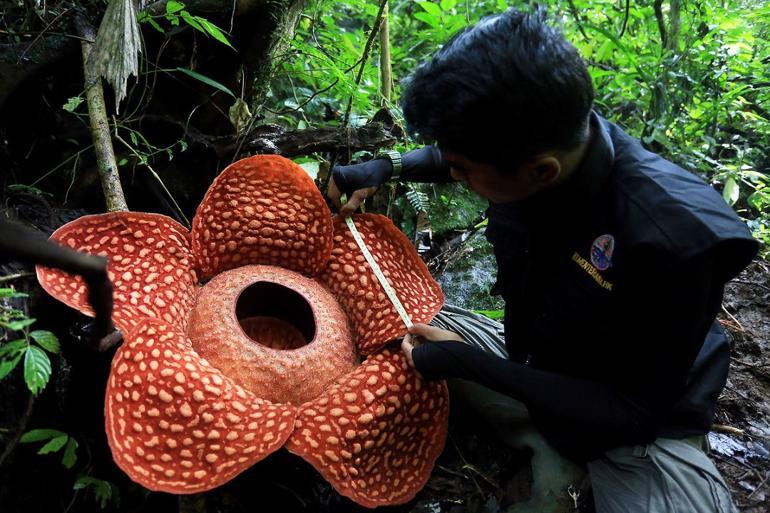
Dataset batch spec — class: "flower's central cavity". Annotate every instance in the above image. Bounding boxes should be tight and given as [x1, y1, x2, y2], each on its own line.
[236, 282, 316, 350]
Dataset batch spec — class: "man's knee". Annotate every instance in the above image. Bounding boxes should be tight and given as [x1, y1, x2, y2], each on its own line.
[588, 438, 737, 513]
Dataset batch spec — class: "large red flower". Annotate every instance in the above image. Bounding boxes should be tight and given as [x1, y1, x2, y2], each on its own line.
[36, 155, 447, 507]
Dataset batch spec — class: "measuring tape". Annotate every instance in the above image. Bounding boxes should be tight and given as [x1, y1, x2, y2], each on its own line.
[340, 196, 413, 329]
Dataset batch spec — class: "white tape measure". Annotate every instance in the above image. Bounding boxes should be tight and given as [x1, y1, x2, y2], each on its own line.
[340, 198, 413, 329]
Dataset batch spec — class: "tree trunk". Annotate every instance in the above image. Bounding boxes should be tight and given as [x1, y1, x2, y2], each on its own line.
[239, 0, 308, 115]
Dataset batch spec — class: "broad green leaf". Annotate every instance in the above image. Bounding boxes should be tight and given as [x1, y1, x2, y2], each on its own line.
[62, 96, 84, 112]
[473, 309, 505, 320]
[179, 11, 205, 33]
[166, 0, 185, 15]
[23, 345, 51, 395]
[0, 340, 27, 380]
[176, 68, 236, 98]
[440, 0, 457, 11]
[418, 1, 443, 18]
[723, 177, 740, 205]
[747, 191, 769, 211]
[414, 12, 440, 28]
[137, 11, 164, 33]
[298, 161, 320, 180]
[30, 331, 60, 353]
[38, 435, 68, 454]
[0, 288, 28, 299]
[21, 429, 66, 443]
[62, 438, 78, 468]
[74, 476, 115, 508]
[192, 16, 234, 48]
[0, 339, 27, 358]
[6, 184, 51, 197]
[228, 98, 252, 132]
[0, 352, 24, 380]
[2, 318, 36, 330]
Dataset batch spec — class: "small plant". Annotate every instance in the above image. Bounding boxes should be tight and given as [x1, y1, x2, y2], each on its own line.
[19, 429, 78, 469]
[138, 1, 233, 48]
[74, 476, 119, 509]
[0, 288, 59, 395]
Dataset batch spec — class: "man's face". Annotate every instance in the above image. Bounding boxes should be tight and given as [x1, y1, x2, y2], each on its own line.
[442, 150, 541, 203]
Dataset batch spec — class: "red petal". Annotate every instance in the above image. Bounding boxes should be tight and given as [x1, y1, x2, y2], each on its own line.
[318, 214, 444, 354]
[191, 155, 333, 279]
[105, 318, 297, 494]
[36, 212, 198, 333]
[286, 348, 449, 507]
[187, 265, 358, 406]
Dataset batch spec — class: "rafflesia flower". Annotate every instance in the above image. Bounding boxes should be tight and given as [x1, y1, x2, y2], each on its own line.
[36, 155, 447, 507]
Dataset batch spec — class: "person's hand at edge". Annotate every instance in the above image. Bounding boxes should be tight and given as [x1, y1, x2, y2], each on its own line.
[401, 323, 464, 378]
[327, 157, 393, 216]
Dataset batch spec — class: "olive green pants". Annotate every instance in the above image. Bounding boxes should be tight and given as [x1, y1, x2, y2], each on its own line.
[433, 306, 738, 513]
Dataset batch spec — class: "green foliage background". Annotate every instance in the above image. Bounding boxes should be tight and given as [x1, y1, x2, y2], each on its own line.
[269, 0, 770, 254]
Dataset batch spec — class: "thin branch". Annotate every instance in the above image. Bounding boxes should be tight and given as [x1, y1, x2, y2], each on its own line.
[379, 1, 392, 103]
[73, 15, 128, 212]
[653, 0, 668, 47]
[566, 0, 588, 41]
[619, 0, 630, 39]
[113, 133, 191, 228]
[0, 394, 34, 469]
[342, 0, 389, 126]
[730, 280, 770, 293]
[0, 272, 35, 283]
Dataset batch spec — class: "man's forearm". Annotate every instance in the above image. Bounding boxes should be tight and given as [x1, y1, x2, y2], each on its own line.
[399, 146, 453, 183]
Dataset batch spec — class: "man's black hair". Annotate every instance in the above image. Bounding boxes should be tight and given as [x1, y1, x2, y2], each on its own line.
[401, 8, 594, 168]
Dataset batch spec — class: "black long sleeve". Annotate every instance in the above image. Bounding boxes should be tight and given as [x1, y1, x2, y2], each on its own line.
[400, 146, 454, 183]
[412, 251, 723, 459]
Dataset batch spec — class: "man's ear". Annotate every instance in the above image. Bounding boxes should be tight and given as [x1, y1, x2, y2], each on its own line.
[526, 156, 561, 187]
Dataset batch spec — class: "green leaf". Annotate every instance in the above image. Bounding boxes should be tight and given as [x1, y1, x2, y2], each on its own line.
[472, 309, 505, 320]
[418, 1, 443, 18]
[23, 345, 51, 395]
[62, 438, 78, 468]
[21, 428, 66, 443]
[0, 340, 27, 380]
[30, 331, 60, 353]
[2, 317, 36, 330]
[298, 161, 320, 180]
[6, 184, 51, 197]
[0, 288, 28, 299]
[38, 435, 68, 454]
[440, 0, 456, 11]
[166, 0, 185, 15]
[191, 16, 233, 48]
[62, 96, 84, 112]
[74, 476, 115, 508]
[413, 12, 439, 28]
[0, 352, 24, 380]
[0, 339, 26, 358]
[137, 12, 164, 33]
[179, 11, 205, 32]
[176, 68, 236, 98]
[723, 177, 740, 205]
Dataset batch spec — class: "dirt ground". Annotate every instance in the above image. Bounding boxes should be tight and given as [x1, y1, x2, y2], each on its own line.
[711, 261, 770, 513]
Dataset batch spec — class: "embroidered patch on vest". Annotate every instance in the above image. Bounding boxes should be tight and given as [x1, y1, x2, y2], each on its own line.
[571, 252, 614, 291]
[590, 234, 614, 271]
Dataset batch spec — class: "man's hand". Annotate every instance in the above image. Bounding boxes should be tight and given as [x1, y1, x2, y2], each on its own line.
[328, 158, 393, 216]
[401, 323, 464, 377]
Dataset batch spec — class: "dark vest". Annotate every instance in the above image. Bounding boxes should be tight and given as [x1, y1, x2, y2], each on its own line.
[485, 113, 757, 446]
